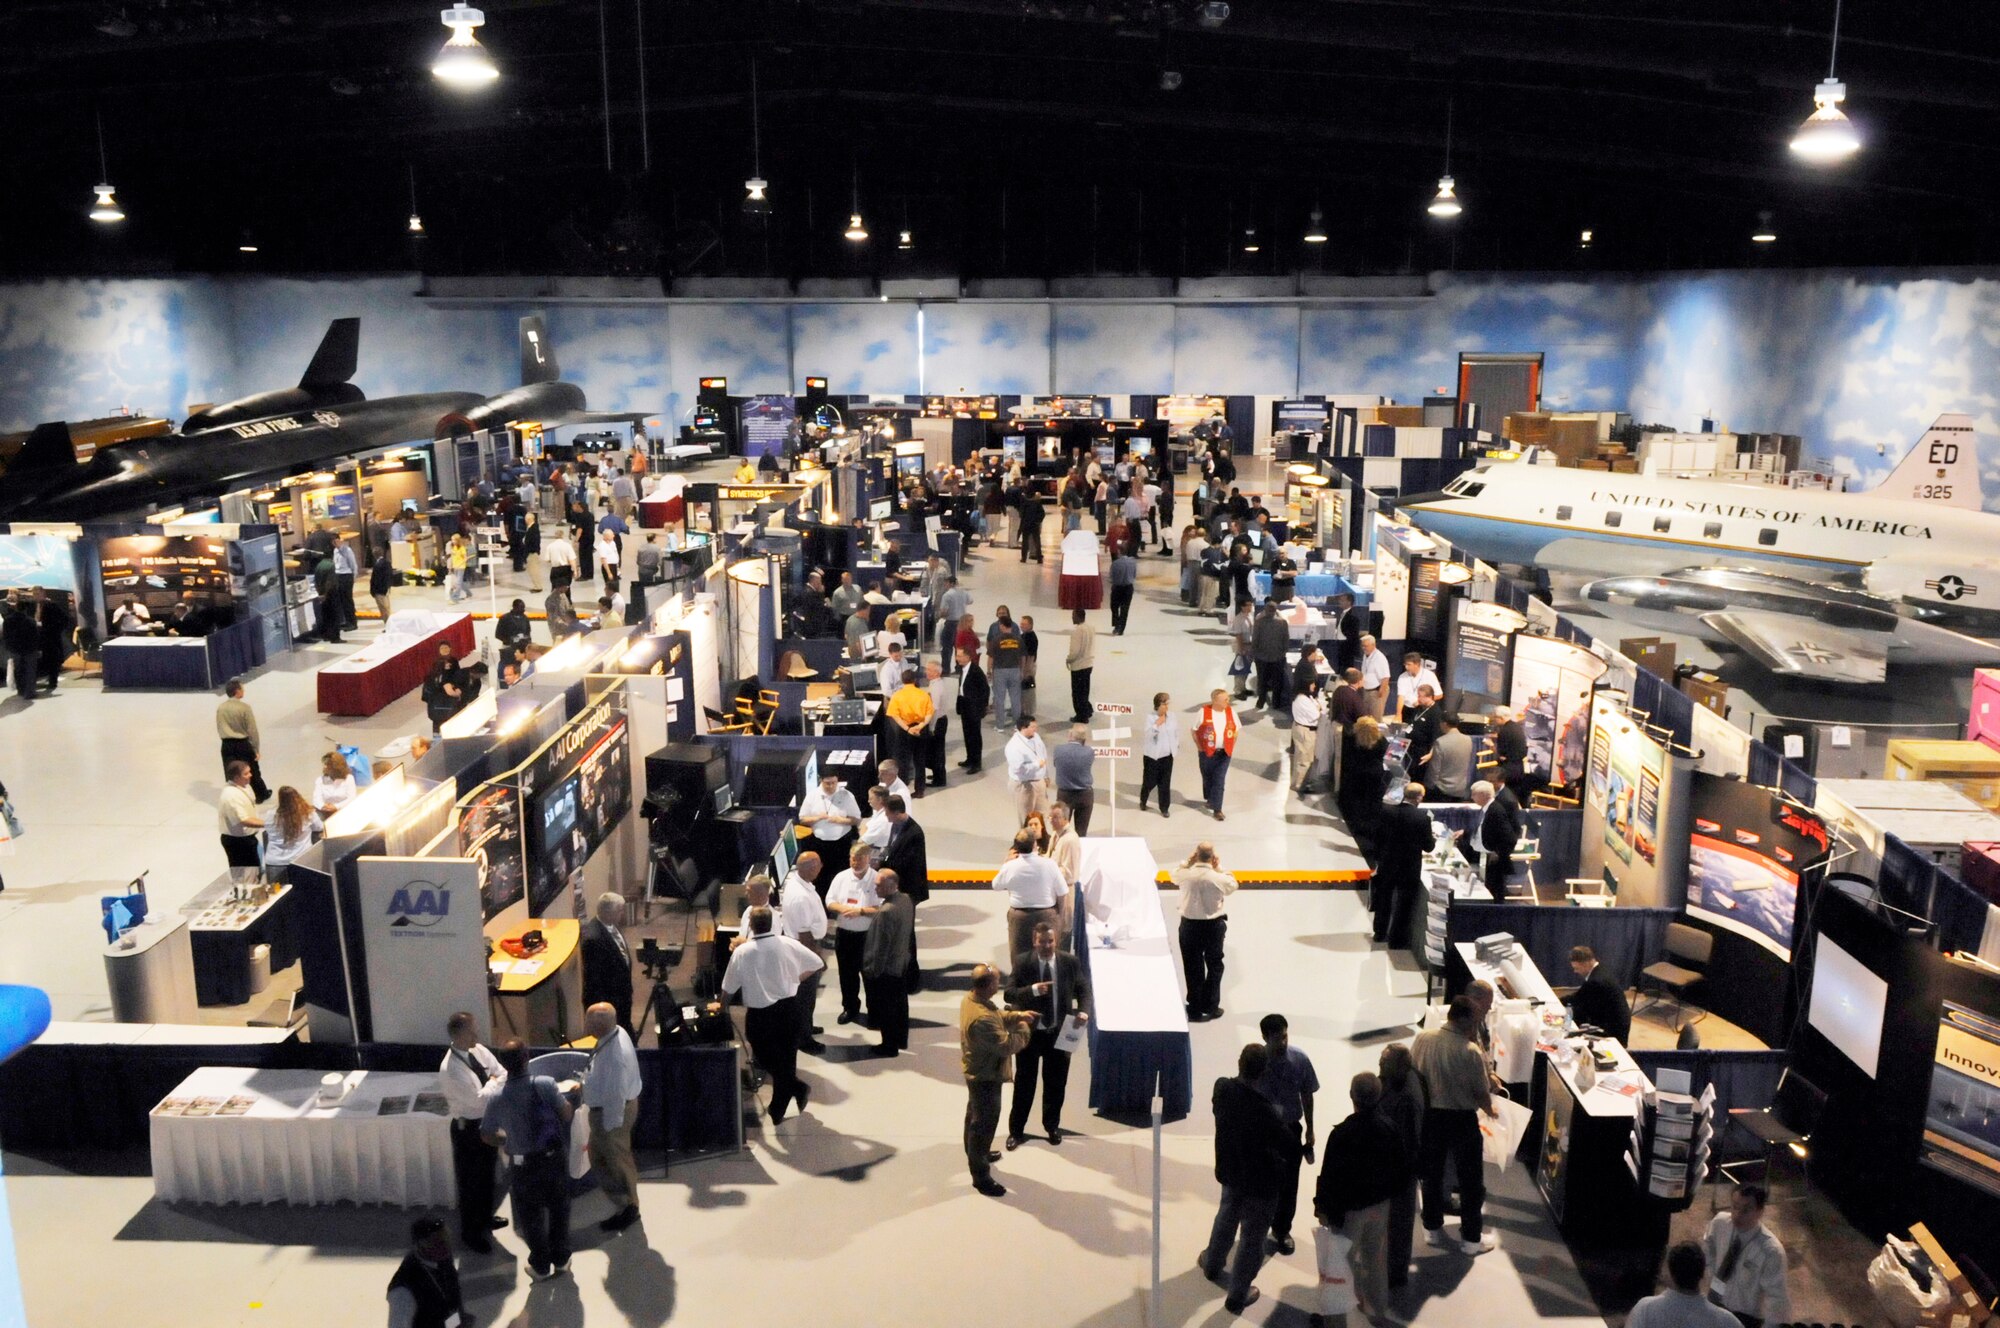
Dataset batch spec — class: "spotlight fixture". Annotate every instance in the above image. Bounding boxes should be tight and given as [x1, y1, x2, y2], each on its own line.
[408, 212, 425, 234]
[1427, 101, 1462, 219]
[87, 114, 124, 224]
[406, 165, 426, 236]
[1751, 211, 1778, 243]
[432, 5, 499, 88]
[94, 8, 137, 38]
[898, 229, 914, 251]
[1789, 0, 1859, 163]
[1241, 227, 1260, 254]
[238, 231, 259, 254]
[1303, 208, 1328, 244]
[845, 213, 869, 242]
[1579, 228, 1593, 249]
[743, 61, 771, 217]
[1196, 1, 1230, 27]
[1159, 69, 1183, 91]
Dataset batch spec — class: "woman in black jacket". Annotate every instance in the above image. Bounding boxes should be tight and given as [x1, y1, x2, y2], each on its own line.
[1338, 716, 1390, 859]
[1375, 1042, 1426, 1292]
[422, 644, 469, 734]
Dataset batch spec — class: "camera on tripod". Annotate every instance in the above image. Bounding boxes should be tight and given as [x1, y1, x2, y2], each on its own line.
[637, 936, 681, 982]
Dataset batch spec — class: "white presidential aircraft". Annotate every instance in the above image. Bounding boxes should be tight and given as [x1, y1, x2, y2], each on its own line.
[1401, 413, 2000, 684]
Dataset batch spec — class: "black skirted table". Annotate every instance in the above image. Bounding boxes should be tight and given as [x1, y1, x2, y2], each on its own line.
[185, 881, 302, 1007]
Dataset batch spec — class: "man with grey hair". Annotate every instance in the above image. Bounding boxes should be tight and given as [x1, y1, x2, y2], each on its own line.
[1052, 723, 1098, 835]
[581, 891, 635, 1036]
[581, 1003, 643, 1233]
[1357, 633, 1391, 718]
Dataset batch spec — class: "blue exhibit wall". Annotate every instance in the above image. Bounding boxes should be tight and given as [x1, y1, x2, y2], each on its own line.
[2, 267, 1998, 505]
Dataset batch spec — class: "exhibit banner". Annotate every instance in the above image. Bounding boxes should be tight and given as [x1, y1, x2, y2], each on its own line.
[521, 696, 633, 917]
[738, 395, 797, 459]
[1408, 556, 1446, 655]
[1685, 772, 1829, 960]
[1586, 694, 1617, 815]
[1508, 635, 1608, 787]
[923, 394, 998, 419]
[456, 781, 525, 920]
[356, 856, 489, 1045]
[0, 534, 80, 595]
[1451, 601, 1521, 706]
[1156, 395, 1225, 434]
[1922, 1002, 2000, 1197]
[98, 533, 235, 609]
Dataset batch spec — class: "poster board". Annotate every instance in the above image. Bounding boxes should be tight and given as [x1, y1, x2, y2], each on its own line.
[739, 395, 797, 459]
[1690, 703, 1752, 777]
[520, 698, 633, 918]
[456, 781, 526, 922]
[1685, 772, 1829, 960]
[356, 857, 490, 1045]
[98, 533, 235, 614]
[1509, 635, 1608, 787]
[1922, 1002, 2000, 1197]
[0, 534, 80, 595]
[1449, 600, 1523, 709]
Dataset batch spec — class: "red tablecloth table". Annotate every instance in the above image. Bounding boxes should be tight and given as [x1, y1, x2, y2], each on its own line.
[316, 613, 476, 716]
[1058, 574, 1104, 611]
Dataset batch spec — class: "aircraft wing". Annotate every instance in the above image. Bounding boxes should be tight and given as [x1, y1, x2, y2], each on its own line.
[1698, 609, 1892, 684]
[517, 409, 654, 429]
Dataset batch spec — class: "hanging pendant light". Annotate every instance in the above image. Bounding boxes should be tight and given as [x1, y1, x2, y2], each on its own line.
[432, 5, 499, 88]
[238, 231, 259, 254]
[743, 61, 771, 216]
[1303, 208, 1328, 244]
[88, 113, 124, 224]
[1751, 211, 1778, 243]
[406, 165, 426, 236]
[1241, 226, 1260, 254]
[1427, 101, 1462, 218]
[1790, 0, 1859, 163]
[844, 167, 868, 242]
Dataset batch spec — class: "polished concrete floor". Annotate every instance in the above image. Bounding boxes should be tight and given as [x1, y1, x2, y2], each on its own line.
[0, 455, 1756, 1326]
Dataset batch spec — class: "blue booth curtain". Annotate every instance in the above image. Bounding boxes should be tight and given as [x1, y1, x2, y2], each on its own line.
[1446, 901, 1679, 995]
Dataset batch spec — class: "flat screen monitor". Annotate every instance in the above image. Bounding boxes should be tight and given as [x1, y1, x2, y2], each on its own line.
[1037, 438, 1063, 460]
[1924, 1002, 2000, 1196]
[895, 453, 924, 477]
[1128, 438, 1154, 459]
[1002, 436, 1026, 463]
[1807, 934, 1888, 1078]
[712, 784, 735, 815]
[1093, 442, 1115, 465]
[868, 497, 894, 521]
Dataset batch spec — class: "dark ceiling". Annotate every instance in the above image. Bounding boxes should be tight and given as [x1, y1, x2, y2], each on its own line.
[2, 0, 1997, 281]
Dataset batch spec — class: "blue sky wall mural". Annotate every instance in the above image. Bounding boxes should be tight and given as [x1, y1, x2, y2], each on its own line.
[3, 268, 1997, 507]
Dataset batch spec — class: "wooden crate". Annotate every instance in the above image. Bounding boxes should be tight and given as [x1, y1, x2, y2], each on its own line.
[1885, 739, 2000, 810]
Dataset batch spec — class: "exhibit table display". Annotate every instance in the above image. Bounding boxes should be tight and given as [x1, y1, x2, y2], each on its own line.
[1250, 570, 1360, 603]
[102, 620, 266, 690]
[1076, 838, 1193, 1120]
[1057, 528, 1104, 611]
[183, 877, 301, 1007]
[488, 917, 581, 1047]
[150, 1067, 452, 1207]
[315, 611, 475, 716]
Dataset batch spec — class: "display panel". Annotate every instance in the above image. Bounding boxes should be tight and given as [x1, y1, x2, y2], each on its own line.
[738, 394, 797, 459]
[456, 781, 525, 920]
[1685, 772, 1828, 960]
[1156, 394, 1227, 434]
[0, 534, 80, 595]
[1508, 635, 1608, 788]
[1001, 435, 1026, 463]
[1922, 1003, 2000, 1197]
[525, 717, 631, 916]
[1807, 934, 1888, 1078]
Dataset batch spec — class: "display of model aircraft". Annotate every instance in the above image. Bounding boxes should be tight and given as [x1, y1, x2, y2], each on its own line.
[1401, 413, 2000, 684]
[0, 315, 643, 525]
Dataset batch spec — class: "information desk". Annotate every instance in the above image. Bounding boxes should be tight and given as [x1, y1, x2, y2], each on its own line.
[316, 612, 475, 716]
[183, 878, 301, 1007]
[487, 917, 582, 1047]
[1451, 941, 1655, 1237]
[1058, 530, 1104, 611]
[1250, 570, 1361, 604]
[101, 616, 267, 690]
[1076, 838, 1192, 1121]
[151, 1067, 452, 1207]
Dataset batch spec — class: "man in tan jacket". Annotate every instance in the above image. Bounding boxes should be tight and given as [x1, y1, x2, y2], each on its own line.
[960, 963, 1036, 1197]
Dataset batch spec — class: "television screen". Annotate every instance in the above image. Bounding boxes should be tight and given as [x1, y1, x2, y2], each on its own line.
[1128, 438, 1154, 459]
[895, 453, 924, 477]
[869, 497, 894, 521]
[1001, 436, 1026, 463]
[1923, 1003, 2000, 1197]
[1806, 935, 1887, 1078]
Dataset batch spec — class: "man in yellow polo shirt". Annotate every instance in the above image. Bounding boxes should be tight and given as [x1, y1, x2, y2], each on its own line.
[884, 665, 936, 797]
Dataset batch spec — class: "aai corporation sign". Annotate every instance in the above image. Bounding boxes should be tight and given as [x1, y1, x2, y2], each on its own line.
[523, 694, 620, 797]
[387, 881, 454, 930]
[358, 857, 488, 1045]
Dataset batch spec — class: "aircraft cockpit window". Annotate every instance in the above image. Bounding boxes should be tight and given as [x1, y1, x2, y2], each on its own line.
[1603, 510, 1623, 528]
[1653, 516, 1672, 533]
[1458, 482, 1484, 498]
[1703, 522, 1723, 539]
[1758, 527, 1779, 546]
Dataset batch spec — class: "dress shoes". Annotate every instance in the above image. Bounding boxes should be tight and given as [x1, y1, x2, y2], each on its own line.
[1222, 1288, 1262, 1314]
[1005, 1134, 1027, 1151]
[870, 1045, 899, 1057]
[461, 1234, 494, 1255]
[974, 1178, 1007, 1197]
[1046, 1126, 1064, 1145]
[836, 1012, 858, 1025]
[800, 1039, 826, 1053]
[1271, 1234, 1296, 1256]
[1198, 1255, 1224, 1285]
[795, 1083, 811, 1112]
[489, 1217, 509, 1230]
[986, 1150, 1002, 1163]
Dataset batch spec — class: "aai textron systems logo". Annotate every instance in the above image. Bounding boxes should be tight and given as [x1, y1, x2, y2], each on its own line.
[387, 883, 452, 929]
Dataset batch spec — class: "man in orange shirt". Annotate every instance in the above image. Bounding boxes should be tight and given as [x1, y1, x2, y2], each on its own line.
[884, 666, 936, 797]
[1194, 688, 1240, 820]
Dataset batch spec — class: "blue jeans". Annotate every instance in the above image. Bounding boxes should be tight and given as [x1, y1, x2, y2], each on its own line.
[992, 668, 1022, 729]
[1198, 750, 1231, 814]
[1203, 1185, 1276, 1305]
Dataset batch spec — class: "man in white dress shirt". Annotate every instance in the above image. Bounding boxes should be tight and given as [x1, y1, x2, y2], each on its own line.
[778, 852, 830, 1053]
[581, 1003, 643, 1233]
[1357, 634, 1392, 719]
[796, 773, 862, 887]
[993, 828, 1068, 961]
[1290, 681, 1324, 795]
[824, 843, 882, 1027]
[1394, 652, 1442, 721]
[439, 1011, 507, 1253]
[876, 759, 912, 804]
[720, 906, 825, 1124]
[1004, 714, 1051, 825]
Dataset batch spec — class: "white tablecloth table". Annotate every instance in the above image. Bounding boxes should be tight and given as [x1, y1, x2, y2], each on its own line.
[1077, 838, 1194, 1119]
[150, 1067, 452, 1207]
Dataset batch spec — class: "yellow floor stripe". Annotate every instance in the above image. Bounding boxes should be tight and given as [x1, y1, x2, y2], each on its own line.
[930, 869, 1371, 884]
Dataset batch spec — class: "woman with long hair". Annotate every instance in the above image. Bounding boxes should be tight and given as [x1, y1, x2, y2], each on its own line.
[1377, 1042, 1426, 1293]
[1340, 715, 1390, 857]
[263, 786, 322, 883]
[1021, 810, 1053, 855]
[312, 752, 357, 818]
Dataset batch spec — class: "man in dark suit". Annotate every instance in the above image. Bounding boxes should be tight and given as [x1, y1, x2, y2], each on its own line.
[1331, 593, 1362, 673]
[1473, 780, 1525, 896]
[1004, 920, 1090, 1149]
[880, 796, 929, 990]
[1201, 1042, 1292, 1314]
[580, 892, 635, 1036]
[1370, 782, 1436, 946]
[1565, 945, 1632, 1043]
[1490, 705, 1529, 793]
[955, 645, 990, 771]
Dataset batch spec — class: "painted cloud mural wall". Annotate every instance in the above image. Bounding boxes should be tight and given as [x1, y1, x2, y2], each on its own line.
[2, 268, 1996, 504]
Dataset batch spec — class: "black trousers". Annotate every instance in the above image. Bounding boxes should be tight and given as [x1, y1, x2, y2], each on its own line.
[1109, 584, 1134, 634]
[890, 726, 927, 795]
[863, 972, 909, 1051]
[1370, 874, 1411, 942]
[1070, 667, 1092, 721]
[1485, 852, 1514, 896]
[508, 1148, 572, 1271]
[959, 711, 985, 767]
[1060, 787, 1095, 837]
[965, 1080, 1003, 1182]
[1140, 754, 1174, 813]
[923, 719, 950, 786]
[1273, 1120, 1305, 1240]
[745, 996, 802, 1113]
[834, 929, 868, 1017]
[8, 648, 38, 699]
[451, 1118, 499, 1240]
[220, 738, 270, 802]
[1179, 915, 1226, 1016]
[1420, 1107, 1485, 1240]
[1254, 659, 1287, 708]
[221, 833, 260, 870]
[1019, 520, 1043, 562]
[1008, 1026, 1071, 1136]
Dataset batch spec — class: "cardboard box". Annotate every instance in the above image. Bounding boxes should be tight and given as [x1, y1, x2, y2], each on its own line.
[1885, 739, 2000, 810]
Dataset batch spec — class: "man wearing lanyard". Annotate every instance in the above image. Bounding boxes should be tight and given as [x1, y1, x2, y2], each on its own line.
[777, 851, 830, 1053]
[1004, 920, 1090, 1150]
[385, 1217, 473, 1328]
[1701, 1184, 1793, 1327]
[1005, 715, 1051, 826]
[580, 1003, 644, 1234]
[479, 1040, 576, 1282]
[1357, 634, 1392, 719]
[438, 1012, 507, 1254]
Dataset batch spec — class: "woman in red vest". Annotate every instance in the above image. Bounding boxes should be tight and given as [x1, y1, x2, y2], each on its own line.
[1194, 688, 1239, 820]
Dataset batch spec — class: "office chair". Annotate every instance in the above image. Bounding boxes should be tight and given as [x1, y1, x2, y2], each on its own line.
[1715, 1067, 1826, 1207]
[1638, 922, 1713, 1030]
